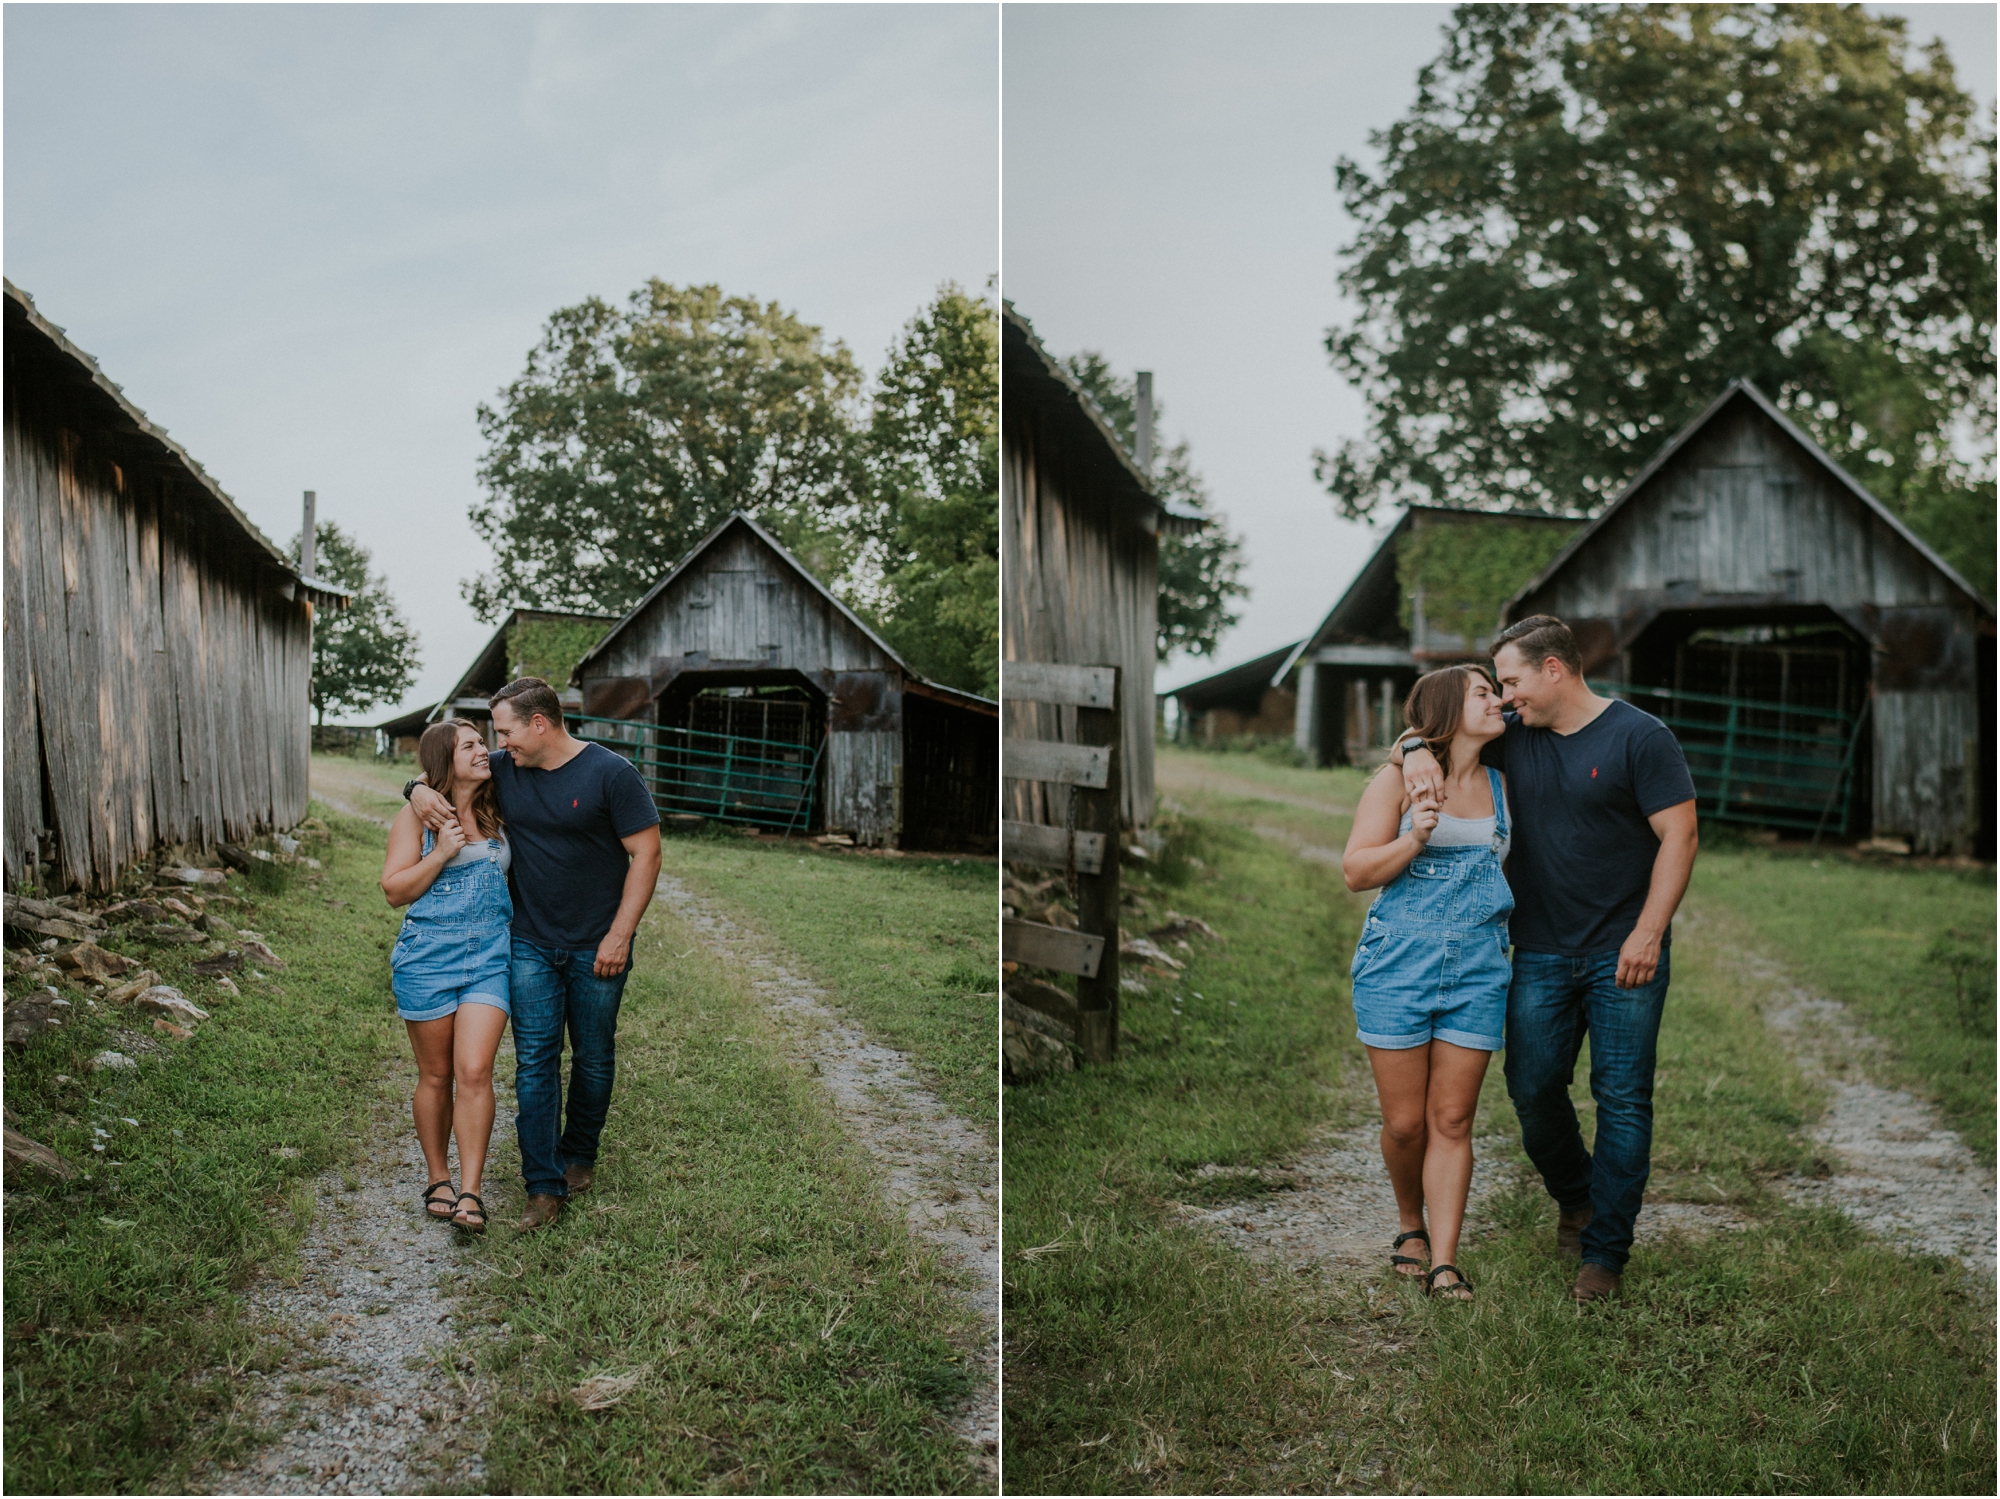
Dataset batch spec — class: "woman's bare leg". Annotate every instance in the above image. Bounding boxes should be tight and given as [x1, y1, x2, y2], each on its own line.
[1421, 1040, 1493, 1287]
[405, 1016, 457, 1194]
[1365, 1044, 1433, 1270]
[450, 1004, 508, 1200]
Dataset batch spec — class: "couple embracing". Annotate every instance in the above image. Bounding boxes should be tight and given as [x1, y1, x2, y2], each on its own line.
[1342, 616, 1699, 1302]
[378, 677, 662, 1233]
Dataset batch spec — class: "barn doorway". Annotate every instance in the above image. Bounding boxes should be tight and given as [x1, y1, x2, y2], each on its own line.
[1624, 610, 1871, 836]
[573, 671, 827, 832]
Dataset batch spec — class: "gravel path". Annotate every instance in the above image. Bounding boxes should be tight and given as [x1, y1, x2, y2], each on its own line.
[1743, 948, 1997, 1273]
[196, 1075, 510, 1495]
[654, 875, 1000, 1464]
[1154, 756, 1354, 819]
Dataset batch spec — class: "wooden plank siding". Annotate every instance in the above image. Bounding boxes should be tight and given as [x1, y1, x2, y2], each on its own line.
[1512, 381, 1993, 854]
[5, 284, 324, 892]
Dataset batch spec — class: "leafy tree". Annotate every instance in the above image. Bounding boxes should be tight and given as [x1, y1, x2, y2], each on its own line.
[465, 281, 866, 620]
[861, 283, 1000, 698]
[1063, 354, 1250, 661]
[1395, 521, 1579, 652]
[1320, 3, 1996, 597]
[292, 522, 421, 725]
[507, 616, 614, 690]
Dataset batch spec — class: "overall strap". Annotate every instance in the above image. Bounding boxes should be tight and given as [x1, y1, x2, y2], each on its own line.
[421, 827, 435, 858]
[1485, 765, 1508, 841]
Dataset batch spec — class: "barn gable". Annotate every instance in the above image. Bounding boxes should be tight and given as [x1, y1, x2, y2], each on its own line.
[1510, 379, 1993, 854]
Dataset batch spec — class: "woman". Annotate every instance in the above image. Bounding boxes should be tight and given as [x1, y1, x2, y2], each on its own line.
[1341, 666, 1512, 1300]
[381, 719, 512, 1233]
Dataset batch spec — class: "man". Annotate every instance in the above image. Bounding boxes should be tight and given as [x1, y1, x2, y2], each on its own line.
[408, 678, 662, 1230]
[1396, 616, 1698, 1301]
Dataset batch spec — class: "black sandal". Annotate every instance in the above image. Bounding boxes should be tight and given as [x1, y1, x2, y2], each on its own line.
[1426, 1263, 1474, 1300]
[422, 1180, 457, 1220]
[1391, 1228, 1431, 1277]
[452, 1191, 487, 1234]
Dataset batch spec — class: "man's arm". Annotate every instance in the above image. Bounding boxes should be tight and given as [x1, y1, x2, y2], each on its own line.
[1390, 738, 1445, 803]
[1616, 800, 1698, 989]
[405, 775, 457, 833]
[594, 824, 663, 978]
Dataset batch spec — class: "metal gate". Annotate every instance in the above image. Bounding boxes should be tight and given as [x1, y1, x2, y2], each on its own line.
[1614, 685, 1865, 835]
[570, 713, 823, 833]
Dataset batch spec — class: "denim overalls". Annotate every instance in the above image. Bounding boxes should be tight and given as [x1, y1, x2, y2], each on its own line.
[1348, 766, 1513, 1052]
[389, 830, 513, 1023]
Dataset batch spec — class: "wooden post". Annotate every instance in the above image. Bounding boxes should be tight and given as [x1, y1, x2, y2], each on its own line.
[300, 491, 317, 577]
[1072, 665, 1121, 1062]
[1135, 373, 1154, 476]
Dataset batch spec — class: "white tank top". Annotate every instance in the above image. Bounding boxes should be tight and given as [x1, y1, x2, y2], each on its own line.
[436, 830, 511, 873]
[1399, 781, 1511, 862]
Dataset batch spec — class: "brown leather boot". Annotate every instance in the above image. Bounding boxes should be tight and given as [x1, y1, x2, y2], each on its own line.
[564, 1161, 595, 1197]
[1556, 1205, 1594, 1262]
[515, 1193, 566, 1232]
[1570, 1263, 1621, 1302]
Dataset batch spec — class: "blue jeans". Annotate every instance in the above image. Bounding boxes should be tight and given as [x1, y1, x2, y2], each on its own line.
[1503, 946, 1671, 1273]
[510, 939, 630, 1199]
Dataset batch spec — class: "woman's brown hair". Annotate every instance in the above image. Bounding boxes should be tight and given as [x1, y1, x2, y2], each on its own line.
[1401, 665, 1493, 778]
[417, 719, 503, 840]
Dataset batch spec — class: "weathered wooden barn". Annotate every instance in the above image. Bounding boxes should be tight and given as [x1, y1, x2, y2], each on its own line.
[3, 279, 348, 892]
[1510, 379, 1995, 854]
[1165, 642, 1300, 743]
[428, 607, 617, 737]
[1002, 304, 1200, 832]
[1276, 506, 1579, 765]
[570, 511, 997, 851]
[376, 702, 440, 757]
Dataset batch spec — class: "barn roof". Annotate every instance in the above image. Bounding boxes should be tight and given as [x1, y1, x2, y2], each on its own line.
[1273, 505, 1578, 685]
[3, 279, 350, 611]
[430, 607, 618, 720]
[1509, 378, 1994, 619]
[570, 510, 998, 710]
[1167, 641, 1302, 714]
[377, 702, 440, 738]
[1002, 303, 1206, 538]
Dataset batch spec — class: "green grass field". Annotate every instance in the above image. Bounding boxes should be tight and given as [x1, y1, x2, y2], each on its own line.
[4, 755, 995, 1494]
[1001, 744, 1995, 1494]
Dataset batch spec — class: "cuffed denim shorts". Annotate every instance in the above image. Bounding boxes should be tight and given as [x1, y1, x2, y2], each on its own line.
[1350, 918, 1512, 1052]
[390, 842, 513, 1023]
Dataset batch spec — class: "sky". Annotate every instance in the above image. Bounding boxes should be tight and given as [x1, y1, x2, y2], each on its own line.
[4, 3, 999, 718]
[1001, 2, 1997, 693]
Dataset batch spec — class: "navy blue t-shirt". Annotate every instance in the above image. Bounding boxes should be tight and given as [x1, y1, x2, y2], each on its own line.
[488, 743, 660, 950]
[1479, 700, 1696, 955]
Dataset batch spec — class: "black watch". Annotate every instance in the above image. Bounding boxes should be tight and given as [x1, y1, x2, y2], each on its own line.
[1398, 736, 1428, 758]
[402, 778, 420, 801]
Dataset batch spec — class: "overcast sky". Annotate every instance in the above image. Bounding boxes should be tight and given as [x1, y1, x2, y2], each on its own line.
[1002, 2, 1996, 692]
[5, 3, 998, 718]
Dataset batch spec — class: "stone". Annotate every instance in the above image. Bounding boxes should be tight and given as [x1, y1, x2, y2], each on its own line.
[4, 894, 106, 931]
[1004, 993, 1075, 1046]
[152, 1019, 195, 1041]
[103, 971, 163, 1005]
[134, 987, 209, 1025]
[191, 951, 243, 978]
[3, 906, 95, 944]
[53, 943, 138, 982]
[3, 1126, 76, 1182]
[213, 975, 241, 997]
[160, 897, 201, 920]
[87, 1050, 138, 1073]
[5, 996, 65, 1050]
[1003, 1017, 1075, 1085]
[198, 912, 239, 938]
[1150, 912, 1221, 944]
[1119, 935, 1183, 971]
[238, 940, 286, 971]
[166, 866, 226, 886]
[1005, 976, 1080, 1031]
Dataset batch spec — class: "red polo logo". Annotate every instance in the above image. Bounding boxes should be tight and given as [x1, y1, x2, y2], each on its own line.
[573, 799, 579, 808]
[1591, 767, 1598, 778]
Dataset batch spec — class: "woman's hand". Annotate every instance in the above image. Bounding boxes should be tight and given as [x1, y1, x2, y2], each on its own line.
[1407, 795, 1440, 846]
[432, 815, 468, 861]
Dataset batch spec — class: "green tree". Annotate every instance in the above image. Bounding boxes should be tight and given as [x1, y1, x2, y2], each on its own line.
[465, 281, 866, 620]
[1063, 354, 1250, 661]
[1319, 3, 1996, 597]
[862, 282, 1000, 698]
[292, 522, 421, 725]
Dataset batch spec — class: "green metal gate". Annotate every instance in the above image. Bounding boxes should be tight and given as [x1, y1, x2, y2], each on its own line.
[1613, 685, 1866, 835]
[570, 713, 823, 833]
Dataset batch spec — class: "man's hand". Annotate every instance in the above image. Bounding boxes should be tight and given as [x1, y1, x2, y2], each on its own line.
[1615, 927, 1662, 989]
[1400, 744, 1444, 804]
[409, 782, 455, 832]
[594, 930, 632, 978]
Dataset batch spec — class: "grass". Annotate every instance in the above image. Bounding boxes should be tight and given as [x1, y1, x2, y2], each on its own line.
[450, 892, 988, 1494]
[661, 828, 998, 1128]
[2, 806, 405, 1494]
[1001, 744, 1995, 1494]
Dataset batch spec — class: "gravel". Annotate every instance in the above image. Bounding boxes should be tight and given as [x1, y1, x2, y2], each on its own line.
[654, 875, 999, 1463]
[195, 1084, 509, 1495]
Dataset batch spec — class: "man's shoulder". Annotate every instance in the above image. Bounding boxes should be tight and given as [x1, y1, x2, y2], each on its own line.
[1603, 697, 1677, 743]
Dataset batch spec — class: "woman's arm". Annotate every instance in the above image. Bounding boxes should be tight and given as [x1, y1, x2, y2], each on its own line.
[381, 805, 464, 908]
[1342, 766, 1438, 893]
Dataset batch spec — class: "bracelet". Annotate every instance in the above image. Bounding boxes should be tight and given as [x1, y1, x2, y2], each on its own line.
[403, 779, 419, 801]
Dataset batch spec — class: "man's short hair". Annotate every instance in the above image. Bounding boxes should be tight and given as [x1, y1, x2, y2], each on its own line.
[490, 676, 565, 729]
[1492, 615, 1584, 677]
